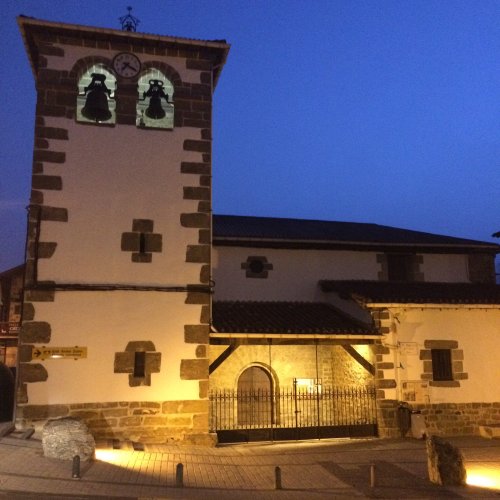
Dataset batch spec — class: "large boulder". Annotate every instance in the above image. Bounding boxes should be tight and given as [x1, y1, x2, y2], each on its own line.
[426, 435, 466, 486]
[42, 417, 95, 461]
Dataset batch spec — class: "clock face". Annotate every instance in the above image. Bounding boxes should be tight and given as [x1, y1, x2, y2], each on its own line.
[113, 52, 141, 78]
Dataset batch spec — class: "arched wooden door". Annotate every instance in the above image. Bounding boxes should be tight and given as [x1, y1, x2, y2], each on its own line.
[237, 366, 273, 426]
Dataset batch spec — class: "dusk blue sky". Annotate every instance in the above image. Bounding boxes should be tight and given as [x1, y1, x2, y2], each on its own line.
[1, 1, 499, 271]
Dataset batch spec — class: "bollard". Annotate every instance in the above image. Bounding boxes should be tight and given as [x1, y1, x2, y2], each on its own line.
[275, 466, 282, 490]
[176, 462, 184, 488]
[370, 464, 375, 487]
[72, 455, 81, 480]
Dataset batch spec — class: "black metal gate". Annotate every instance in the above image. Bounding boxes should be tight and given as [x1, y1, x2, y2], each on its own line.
[209, 384, 377, 443]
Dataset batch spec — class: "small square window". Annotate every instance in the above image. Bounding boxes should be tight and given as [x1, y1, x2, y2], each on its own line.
[431, 349, 453, 381]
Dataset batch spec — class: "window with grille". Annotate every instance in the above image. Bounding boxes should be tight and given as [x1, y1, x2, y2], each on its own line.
[431, 349, 453, 381]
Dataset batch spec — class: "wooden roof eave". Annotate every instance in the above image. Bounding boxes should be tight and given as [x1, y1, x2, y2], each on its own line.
[365, 302, 500, 309]
[210, 332, 381, 341]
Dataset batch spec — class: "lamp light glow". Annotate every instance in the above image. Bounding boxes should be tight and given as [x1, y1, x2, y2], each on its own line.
[466, 465, 500, 490]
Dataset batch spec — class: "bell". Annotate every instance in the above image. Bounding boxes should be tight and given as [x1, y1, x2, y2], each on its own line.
[144, 79, 170, 120]
[145, 95, 166, 119]
[81, 73, 112, 122]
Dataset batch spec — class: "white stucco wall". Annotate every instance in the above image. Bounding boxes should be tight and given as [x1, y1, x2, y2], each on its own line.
[37, 117, 203, 286]
[213, 246, 379, 301]
[33, 43, 208, 286]
[213, 248, 476, 302]
[25, 40, 210, 408]
[392, 307, 500, 403]
[26, 291, 201, 405]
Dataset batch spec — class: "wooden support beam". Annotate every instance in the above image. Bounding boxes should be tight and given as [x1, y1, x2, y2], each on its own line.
[209, 341, 240, 374]
[342, 344, 375, 375]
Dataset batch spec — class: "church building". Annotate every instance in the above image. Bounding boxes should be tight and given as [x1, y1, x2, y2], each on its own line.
[8, 15, 500, 445]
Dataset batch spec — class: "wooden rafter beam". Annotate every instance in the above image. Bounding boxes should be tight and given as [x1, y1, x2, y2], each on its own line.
[209, 341, 240, 374]
[342, 344, 375, 375]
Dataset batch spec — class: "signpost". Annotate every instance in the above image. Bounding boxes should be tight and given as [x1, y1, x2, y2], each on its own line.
[32, 346, 87, 360]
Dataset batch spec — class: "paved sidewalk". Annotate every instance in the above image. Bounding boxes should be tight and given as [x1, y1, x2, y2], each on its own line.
[0, 433, 499, 499]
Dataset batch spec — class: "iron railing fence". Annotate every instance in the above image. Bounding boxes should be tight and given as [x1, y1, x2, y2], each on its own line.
[209, 385, 377, 432]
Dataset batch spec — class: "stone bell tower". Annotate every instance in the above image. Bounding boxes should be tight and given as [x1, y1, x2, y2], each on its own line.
[17, 14, 229, 444]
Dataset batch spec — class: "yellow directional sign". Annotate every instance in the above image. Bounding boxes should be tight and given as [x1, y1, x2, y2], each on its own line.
[32, 346, 87, 360]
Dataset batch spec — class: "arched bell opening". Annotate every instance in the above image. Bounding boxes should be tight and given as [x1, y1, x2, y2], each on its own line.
[76, 64, 116, 124]
[136, 68, 174, 129]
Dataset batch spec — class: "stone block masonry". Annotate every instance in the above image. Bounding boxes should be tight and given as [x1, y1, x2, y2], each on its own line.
[412, 402, 500, 436]
[16, 400, 214, 445]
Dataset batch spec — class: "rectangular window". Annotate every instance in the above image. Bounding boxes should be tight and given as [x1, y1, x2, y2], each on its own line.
[431, 349, 453, 381]
[133, 351, 146, 378]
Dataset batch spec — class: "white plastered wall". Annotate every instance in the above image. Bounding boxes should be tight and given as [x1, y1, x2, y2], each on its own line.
[26, 43, 208, 406]
[213, 247, 379, 301]
[35, 44, 206, 285]
[27, 291, 201, 405]
[37, 117, 203, 286]
[392, 307, 500, 403]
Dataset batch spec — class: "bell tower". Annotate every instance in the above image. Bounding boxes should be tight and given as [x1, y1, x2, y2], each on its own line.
[17, 15, 229, 444]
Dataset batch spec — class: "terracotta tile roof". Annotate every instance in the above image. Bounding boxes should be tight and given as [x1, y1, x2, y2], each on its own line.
[212, 301, 378, 335]
[319, 280, 500, 304]
[213, 215, 499, 252]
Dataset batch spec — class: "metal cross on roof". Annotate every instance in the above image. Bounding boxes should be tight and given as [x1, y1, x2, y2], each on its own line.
[119, 6, 140, 32]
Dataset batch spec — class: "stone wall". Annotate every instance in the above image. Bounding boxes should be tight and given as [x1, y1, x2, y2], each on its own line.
[209, 343, 375, 390]
[375, 401, 500, 439]
[375, 399, 400, 438]
[16, 400, 214, 445]
[412, 402, 500, 436]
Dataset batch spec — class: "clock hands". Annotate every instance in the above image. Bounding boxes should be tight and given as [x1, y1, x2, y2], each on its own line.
[121, 61, 138, 73]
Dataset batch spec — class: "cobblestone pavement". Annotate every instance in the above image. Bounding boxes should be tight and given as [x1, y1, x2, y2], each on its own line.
[0, 433, 499, 499]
